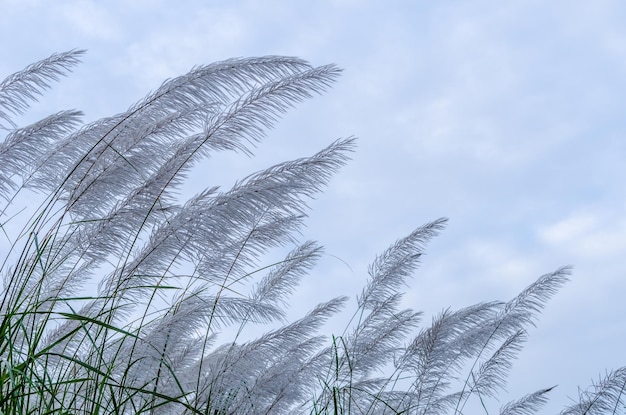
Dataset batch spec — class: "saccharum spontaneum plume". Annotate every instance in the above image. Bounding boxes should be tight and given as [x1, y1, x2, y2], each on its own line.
[0, 50, 624, 414]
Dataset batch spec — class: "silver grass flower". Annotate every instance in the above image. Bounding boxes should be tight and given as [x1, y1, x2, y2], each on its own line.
[0, 50, 622, 415]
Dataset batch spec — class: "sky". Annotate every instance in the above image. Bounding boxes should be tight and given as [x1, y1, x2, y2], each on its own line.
[1, 0, 626, 412]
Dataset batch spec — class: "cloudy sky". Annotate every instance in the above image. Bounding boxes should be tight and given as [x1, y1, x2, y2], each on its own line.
[2, 0, 626, 412]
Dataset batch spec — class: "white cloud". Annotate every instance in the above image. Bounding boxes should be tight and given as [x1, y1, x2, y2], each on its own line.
[538, 210, 626, 259]
[539, 212, 599, 244]
[108, 5, 251, 90]
[59, 0, 123, 41]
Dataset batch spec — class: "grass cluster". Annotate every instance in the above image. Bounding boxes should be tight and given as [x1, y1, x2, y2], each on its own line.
[0, 51, 624, 414]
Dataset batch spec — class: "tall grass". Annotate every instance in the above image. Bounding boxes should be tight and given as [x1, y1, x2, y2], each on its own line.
[0, 51, 624, 414]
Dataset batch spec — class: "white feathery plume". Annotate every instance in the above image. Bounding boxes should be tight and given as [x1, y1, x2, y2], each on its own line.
[2, 51, 616, 415]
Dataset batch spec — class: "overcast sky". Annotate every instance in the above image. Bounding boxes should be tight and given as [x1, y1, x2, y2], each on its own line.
[2, 1, 626, 412]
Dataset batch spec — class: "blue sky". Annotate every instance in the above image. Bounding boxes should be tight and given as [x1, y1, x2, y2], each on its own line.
[2, 1, 626, 412]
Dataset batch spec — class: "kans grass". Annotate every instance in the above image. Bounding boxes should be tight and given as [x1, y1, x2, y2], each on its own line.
[0, 50, 624, 414]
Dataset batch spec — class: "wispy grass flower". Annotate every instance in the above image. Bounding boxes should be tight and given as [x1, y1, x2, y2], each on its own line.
[0, 50, 623, 415]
